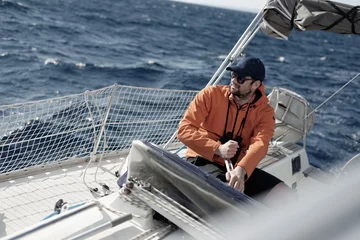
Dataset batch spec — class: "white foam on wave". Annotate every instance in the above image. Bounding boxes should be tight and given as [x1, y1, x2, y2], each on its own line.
[2, 37, 15, 41]
[44, 58, 59, 65]
[16, 2, 25, 6]
[217, 55, 227, 60]
[97, 64, 113, 68]
[1, 53, 8, 57]
[278, 56, 285, 62]
[320, 56, 327, 61]
[75, 63, 86, 68]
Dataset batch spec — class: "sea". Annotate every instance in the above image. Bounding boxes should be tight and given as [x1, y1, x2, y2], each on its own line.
[1, 0, 360, 172]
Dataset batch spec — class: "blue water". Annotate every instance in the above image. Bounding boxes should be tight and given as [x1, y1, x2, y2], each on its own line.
[1, 0, 360, 172]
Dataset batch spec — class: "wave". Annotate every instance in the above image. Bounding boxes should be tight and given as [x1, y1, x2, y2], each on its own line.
[0, 0, 29, 12]
[1, 37, 17, 41]
[0, 98, 183, 173]
[44, 58, 59, 65]
[0, 52, 37, 64]
[1, 0, 359, 172]
[43, 58, 167, 75]
[0, 103, 104, 173]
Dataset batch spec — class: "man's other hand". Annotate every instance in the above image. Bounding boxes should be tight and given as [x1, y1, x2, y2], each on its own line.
[226, 166, 246, 192]
[216, 140, 239, 159]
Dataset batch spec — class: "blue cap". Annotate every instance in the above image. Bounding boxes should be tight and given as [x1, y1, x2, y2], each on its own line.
[226, 57, 265, 81]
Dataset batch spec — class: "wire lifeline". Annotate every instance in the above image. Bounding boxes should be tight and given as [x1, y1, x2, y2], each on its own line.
[274, 72, 360, 143]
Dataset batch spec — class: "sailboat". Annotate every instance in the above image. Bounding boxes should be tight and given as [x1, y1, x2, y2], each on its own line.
[1, 0, 359, 239]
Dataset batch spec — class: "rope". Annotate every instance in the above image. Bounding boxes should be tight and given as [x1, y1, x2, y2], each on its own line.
[324, 1, 360, 34]
[80, 91, 98, 194]
[81, 85, 117, 196]
[274, 72, 360, 143]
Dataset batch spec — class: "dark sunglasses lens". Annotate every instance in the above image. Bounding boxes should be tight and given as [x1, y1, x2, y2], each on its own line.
[236, 77, 245, 84]
[231, 74, 244, 84]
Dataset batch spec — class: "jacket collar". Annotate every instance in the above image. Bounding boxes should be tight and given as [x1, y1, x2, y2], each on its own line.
[227, 84, 267, 107]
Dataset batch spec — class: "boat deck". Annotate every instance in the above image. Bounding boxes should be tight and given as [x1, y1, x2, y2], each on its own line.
[0, 155, 124, 237]
[0, 142, 318, 237]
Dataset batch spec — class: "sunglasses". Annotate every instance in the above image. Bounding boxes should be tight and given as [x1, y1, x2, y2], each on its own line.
[231, 73, 254, 84]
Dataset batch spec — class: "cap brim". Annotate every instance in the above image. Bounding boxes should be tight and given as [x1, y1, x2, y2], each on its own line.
[226, 66, 247, 78]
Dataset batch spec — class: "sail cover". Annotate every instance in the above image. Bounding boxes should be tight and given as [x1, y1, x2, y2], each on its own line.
[121, 140, 263, 231]
[260, 0, 360, 39]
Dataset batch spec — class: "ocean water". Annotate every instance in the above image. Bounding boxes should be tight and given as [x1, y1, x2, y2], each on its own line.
[1, 0, 360, 172]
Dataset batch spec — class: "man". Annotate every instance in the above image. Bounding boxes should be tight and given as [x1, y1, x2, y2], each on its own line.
[177, 57, 295, 205]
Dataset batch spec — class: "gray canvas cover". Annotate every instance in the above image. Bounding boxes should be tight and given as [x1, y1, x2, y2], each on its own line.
[123, 140, 264, 233]
[260, 0, 360, 39]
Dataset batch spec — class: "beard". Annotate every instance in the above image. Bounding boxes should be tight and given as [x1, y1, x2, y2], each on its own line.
[232, 89, 253, 99]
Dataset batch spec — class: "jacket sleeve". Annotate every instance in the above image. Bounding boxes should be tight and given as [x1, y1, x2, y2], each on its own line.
[236, 106, 275, 178]
[177, 88, 221, 161]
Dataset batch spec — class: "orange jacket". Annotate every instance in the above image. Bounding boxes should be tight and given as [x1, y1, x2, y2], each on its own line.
[177, 84, 275, 177]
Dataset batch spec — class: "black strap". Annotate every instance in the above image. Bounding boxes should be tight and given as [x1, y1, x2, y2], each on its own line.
[236, 103, 251, 137]
[324, 1, 360, 34]
[231, 105, 240, 135]
[223, 99, 231, 136]
[223, 97, 251, 139]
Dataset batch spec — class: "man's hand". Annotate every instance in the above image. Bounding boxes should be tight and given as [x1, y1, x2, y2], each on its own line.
[226, 166, 247, 192]
[215, 140, 239, 159]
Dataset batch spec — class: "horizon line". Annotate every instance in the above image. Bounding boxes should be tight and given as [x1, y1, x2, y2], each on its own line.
[170, 0, 260, 13]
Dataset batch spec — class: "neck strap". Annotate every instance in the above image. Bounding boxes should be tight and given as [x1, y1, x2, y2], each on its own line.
[223, 97, 251, 138]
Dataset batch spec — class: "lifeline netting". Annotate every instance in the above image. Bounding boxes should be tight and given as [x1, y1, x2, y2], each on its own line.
[0, 84, 197, 175]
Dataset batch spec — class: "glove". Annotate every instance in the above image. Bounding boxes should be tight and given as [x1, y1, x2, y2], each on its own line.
[215, 140, 239, 159]
[226, 166, 247, 192]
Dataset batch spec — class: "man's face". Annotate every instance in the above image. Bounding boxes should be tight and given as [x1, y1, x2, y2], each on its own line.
[230, 73, 256, 99]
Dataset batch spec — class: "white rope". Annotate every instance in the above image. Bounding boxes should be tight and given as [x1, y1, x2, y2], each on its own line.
[306, 73, 360, 118]
[93, 89, 111, 187]
[81, 86, 117, 196]
[81, 86, 115, 196]
[80, 91, 99, 194]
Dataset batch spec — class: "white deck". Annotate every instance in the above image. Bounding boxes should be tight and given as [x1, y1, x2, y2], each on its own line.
[0, 141, 328, 238]
[0, 154, 125, 237]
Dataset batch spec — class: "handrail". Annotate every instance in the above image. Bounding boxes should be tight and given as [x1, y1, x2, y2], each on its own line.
[3, 200, 132, 240]
[207, 6, 265, 87]
[68, 214, 132, 240]
[3, 202, 98, 240]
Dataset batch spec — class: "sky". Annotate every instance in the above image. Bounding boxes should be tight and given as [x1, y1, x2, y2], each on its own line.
[172, 0, 359, 13]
